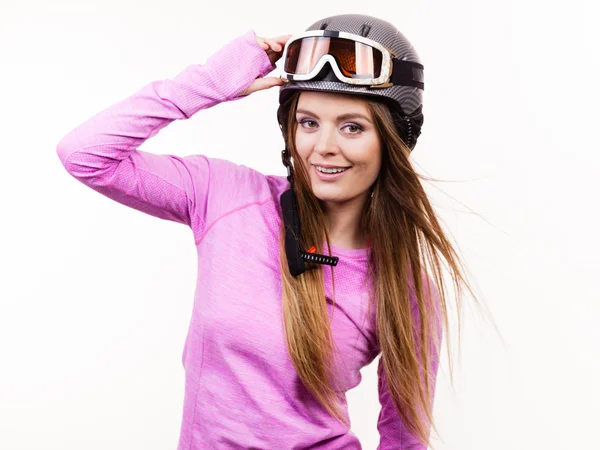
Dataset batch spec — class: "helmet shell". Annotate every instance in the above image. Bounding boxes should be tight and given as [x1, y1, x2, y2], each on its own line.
[277, 14, 424, 149]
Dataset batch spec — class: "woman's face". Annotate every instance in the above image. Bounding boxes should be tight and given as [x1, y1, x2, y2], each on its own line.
[294, 91, 382, 209]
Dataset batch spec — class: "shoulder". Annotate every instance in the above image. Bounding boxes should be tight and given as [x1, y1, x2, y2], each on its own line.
[191, 155, 289, 220]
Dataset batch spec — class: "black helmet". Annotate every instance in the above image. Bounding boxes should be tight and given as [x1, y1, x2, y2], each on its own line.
[277, 14, 425, 150]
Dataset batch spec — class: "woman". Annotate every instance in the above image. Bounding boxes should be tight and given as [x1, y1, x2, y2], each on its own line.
[57, 13, 475, 450]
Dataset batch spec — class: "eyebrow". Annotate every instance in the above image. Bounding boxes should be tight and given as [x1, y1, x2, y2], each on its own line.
[296, 108, 372, 124]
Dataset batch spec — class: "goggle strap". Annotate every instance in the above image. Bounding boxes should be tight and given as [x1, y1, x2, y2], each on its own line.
[391, 59, 425, 90]
[283, 58, 424, 89]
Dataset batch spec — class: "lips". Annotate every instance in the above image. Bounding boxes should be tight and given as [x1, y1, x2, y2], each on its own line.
[312, 164, 351, 181]
[315, 166, 349, 174]
[312, 163, 351, 170]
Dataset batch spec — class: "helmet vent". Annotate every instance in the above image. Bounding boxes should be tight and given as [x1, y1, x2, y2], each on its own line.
[359, 24, 371, 37]
[319, 22, 328, 30]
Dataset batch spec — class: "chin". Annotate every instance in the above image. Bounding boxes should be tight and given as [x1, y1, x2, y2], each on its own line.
[312, 186, 355, 203]
[315, 195, 349, 204]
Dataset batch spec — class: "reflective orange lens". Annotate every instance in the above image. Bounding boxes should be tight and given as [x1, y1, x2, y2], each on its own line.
[284, 36, 383, 78]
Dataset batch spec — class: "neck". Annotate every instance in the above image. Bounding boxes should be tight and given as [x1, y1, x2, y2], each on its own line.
[322, 192, 370, 250]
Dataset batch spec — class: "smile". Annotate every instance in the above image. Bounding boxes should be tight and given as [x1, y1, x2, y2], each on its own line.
[314, 165, 349, 174]
[312, 165, 351, 181]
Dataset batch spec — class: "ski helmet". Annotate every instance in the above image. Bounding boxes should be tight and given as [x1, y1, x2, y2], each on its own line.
[276, 14, 425, 150]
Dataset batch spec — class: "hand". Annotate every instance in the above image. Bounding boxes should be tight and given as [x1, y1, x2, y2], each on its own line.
[257, 34, 292, 66]
[237, 34, 292, 97]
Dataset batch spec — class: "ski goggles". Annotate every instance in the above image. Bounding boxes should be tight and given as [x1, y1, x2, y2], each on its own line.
[281, 30, 424, 89]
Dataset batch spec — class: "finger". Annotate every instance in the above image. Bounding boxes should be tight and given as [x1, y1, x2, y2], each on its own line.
[264, 39, 283, 52]
[247, 77, 285, 95]
[236, 79, 271, 98]
[265, 35, 292, 51]
[255, 35, 269, 50]
[272, 34, 293, 44]
[256, 76, 285, 90]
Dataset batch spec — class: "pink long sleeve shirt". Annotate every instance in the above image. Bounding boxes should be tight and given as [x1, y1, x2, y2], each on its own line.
[56, 29, 440, 449]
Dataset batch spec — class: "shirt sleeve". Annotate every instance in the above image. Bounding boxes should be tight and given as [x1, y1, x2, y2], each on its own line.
[56, 29, 275, 242]
[376, 274, 443, 450]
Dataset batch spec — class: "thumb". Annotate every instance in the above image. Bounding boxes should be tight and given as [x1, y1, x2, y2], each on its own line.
[257, 76, 286, 91]
[238, 77, 284, 97]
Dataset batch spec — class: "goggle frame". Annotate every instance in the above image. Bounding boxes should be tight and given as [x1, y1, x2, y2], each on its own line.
[280, 30, 397, 88]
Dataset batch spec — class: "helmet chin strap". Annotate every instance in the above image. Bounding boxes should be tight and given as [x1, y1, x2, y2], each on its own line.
[280, 147, 339, 277]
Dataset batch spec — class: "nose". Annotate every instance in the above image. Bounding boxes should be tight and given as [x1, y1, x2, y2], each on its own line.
[313, 125, 340, 157]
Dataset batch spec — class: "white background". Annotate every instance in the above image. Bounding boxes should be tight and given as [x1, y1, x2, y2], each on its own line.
[1, 0, 598, 449]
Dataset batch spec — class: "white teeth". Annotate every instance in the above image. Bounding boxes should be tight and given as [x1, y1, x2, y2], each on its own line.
[315, 166, 348, 174]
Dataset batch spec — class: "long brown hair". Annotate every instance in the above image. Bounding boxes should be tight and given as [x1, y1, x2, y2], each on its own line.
[278, 90, 480, 447]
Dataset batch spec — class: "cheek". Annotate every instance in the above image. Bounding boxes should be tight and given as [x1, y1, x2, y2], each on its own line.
[371, 151, 382, 176]
[293, 132, 311, 161]
[353, 161, 379, 184]
[349, 143, 382, 176]
[367, 139, 383, 175]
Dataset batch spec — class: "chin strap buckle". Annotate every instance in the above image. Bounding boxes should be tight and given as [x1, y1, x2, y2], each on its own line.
[301, 251, 339, 267]
[301, 246, 338, 266]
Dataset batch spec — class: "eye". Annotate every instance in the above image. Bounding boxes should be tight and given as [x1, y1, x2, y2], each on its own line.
[343, 123, 363, 134]
[298, 118, 318, 129]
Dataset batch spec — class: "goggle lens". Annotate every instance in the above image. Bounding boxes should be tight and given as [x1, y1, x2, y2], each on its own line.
[284, 36, 383, 79]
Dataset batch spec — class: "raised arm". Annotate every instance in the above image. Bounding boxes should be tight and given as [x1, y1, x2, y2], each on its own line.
[56, 30, 276, 240]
